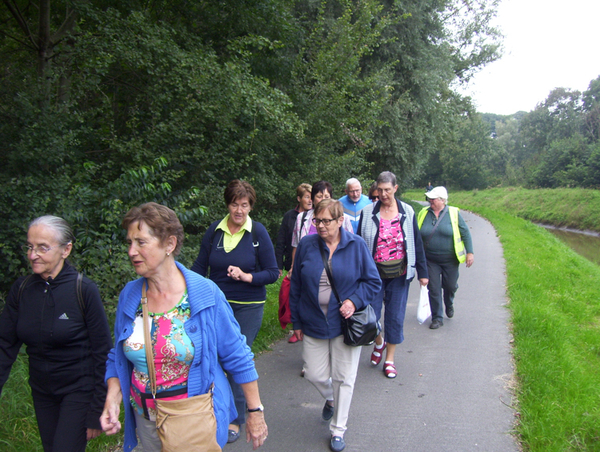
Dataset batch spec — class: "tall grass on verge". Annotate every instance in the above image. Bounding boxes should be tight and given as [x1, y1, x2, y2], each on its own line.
[0, 353, 40, 452]
[478, 208, 600, 451]
[0, 354, 125, 452]
[411, 187, 600, 233]
[253, 275, 287, 353]
[404, 186, 600, 451]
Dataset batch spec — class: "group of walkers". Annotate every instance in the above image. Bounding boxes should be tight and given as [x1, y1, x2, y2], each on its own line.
[0, 173, 473, 452]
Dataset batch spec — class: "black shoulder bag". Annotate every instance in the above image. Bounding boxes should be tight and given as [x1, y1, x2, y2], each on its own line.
[319, 243, 380, 346]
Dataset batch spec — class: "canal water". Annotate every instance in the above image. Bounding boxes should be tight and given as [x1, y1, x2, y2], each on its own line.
[540, 225, 600, 266]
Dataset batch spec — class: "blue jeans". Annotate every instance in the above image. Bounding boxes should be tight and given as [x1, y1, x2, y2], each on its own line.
[227, 302, 264, 426]
[372, 276, 411, 345]
[426, 254, 460, 322]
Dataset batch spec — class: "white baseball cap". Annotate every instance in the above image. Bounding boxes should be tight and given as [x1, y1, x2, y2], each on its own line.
[425, 186, 448, 200]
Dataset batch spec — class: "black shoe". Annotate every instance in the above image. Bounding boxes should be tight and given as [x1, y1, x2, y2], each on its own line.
[322, 401, 334, 421]
[227, 428, 240, 443]
[330, 436, 346, 451]
[446, 304, 454, 318]
[429, 319, 443, 329]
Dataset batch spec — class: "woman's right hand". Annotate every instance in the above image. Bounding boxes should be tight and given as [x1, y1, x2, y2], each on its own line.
[293, 329, 303, 341]
[100, 378, 123, 435]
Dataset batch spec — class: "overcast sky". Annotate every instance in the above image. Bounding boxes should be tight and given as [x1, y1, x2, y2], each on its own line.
[458, 0, 600, 115]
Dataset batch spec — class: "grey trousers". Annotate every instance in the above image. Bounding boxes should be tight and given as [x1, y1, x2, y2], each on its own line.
[426, 253, 460, 321]
[302, 335, 362, 437]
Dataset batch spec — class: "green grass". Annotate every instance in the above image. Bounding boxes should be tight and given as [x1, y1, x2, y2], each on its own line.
[405, 187, 600, 451]
[0, 355, 125, 452]
[404, 187, 600, 232]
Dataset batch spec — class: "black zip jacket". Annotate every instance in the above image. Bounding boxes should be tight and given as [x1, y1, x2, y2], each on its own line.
[0, 262, 112, 430]
[275, 207, 301, 271]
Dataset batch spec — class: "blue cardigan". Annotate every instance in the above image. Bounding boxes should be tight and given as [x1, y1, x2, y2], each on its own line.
[289, 229, 382, 339]
[105, 263, 258, 451]
[191, 220, 279, 302]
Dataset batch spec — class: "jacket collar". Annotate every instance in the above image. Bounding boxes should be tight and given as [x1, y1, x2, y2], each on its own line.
[123, 261, 216, 319]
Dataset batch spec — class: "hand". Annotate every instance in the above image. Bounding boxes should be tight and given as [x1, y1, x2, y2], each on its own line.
[100, 378, 122, 436]
[246, 411, 268, 449]
[293, 329, 303, 341]
[465, 253, 474, 268]
[227, 266, 252, 283]
[278, 269, 283, 278]
[419, 278, 429, 287]
[100, 404, 121, 435]
[339, 299, 356, 319]
[86, 428, 102, 441]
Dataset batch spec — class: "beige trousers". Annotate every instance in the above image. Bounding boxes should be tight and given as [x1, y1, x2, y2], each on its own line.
[303, 335, 362, 437]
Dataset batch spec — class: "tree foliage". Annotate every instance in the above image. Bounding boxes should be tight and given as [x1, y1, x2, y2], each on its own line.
[480, 76, 600, 189]
[0, 0, 502, 304]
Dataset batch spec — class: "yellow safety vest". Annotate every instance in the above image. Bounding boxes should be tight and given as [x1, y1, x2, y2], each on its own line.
[417, 206, 467, 263]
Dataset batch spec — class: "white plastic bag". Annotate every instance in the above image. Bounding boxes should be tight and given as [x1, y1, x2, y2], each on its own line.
[417, 285, 431, 324]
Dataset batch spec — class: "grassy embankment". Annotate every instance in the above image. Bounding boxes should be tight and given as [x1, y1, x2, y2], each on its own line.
[405, 187, 600, 451]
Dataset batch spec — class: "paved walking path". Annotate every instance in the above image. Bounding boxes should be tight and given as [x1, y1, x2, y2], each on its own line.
[226, 211, 517, 452]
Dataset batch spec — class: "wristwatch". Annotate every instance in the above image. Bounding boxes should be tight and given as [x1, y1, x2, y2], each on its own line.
[247, 404, 264, 413]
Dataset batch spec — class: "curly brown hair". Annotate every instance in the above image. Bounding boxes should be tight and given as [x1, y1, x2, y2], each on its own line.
[122, 202, 184, 256]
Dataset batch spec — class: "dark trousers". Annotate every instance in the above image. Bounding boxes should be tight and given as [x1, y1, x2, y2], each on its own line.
[32, 389, 90, 452]
[227, 302, 264, 426]
[426, 254, 460, 321]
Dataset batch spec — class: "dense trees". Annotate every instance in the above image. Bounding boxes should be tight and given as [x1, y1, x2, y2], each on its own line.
[480, 76, 600, 189]
[0, 0, 502, 301]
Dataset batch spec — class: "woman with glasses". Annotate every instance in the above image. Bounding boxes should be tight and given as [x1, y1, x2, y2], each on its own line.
[358, 171, 429, 379]
[191, 179, 278, 444]
[417, 186, 474, 329]
[0, 216, 112, 452]
[101, 203, 268, 451]
[290, 199, 380, 452]
[290, 181, 354, 274]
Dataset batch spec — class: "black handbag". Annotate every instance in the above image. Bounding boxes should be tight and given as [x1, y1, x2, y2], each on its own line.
[319, 244, 380, 346]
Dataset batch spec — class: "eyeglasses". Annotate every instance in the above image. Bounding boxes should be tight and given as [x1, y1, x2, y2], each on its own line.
[312, 217, 339, 226]
[22, 244, 61, 255]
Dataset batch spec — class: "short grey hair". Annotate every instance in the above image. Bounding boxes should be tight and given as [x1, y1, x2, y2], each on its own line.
[345, 177, 360, 189]
[29, 215, 75, 245]
[376, 171, 397, 187]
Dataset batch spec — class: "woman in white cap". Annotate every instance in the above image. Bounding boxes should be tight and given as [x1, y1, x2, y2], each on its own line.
[417, 186, 474, 329]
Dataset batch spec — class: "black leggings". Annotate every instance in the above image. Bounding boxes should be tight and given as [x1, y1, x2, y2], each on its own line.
[32, 390, 91, 452]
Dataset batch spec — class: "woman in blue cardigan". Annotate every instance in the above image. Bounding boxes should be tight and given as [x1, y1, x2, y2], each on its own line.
[191, 180, 278, 443]
[100, 203, 268, 451]
[290, 199, 381, 452]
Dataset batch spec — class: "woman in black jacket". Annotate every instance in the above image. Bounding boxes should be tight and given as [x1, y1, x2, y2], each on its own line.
[0, 215, 112, 452]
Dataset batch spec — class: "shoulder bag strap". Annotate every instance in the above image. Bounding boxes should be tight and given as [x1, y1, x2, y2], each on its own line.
[141, 280, 157, 397]
[319, 242, 342, 306]
[426, 207, 448, 244]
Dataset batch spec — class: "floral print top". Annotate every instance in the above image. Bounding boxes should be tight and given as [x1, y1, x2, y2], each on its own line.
[375, 215, 406, 267]
[123, 292, 194, 421]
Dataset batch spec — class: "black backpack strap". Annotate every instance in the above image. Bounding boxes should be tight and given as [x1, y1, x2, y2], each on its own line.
[251, 220, 261, 272]
[300, 211, 308, 229]
[17, 274, 34, 307]
[76, 272, 85, 319]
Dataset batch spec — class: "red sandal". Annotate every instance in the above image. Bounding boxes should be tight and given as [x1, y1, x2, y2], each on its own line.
[383, 361, 397, 379]
[370, 340, 386, 366]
